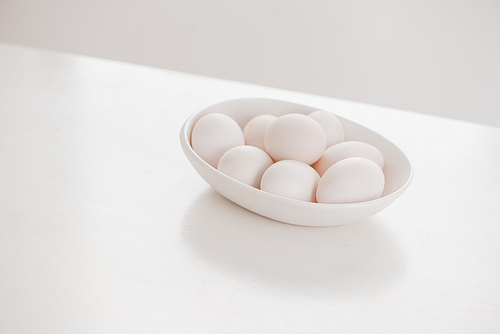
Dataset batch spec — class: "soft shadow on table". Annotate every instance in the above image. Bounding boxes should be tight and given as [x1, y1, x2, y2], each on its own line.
[182, 189, 407, 300]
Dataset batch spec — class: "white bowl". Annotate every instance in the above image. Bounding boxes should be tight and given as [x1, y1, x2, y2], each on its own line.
[180, 98, 413, 226]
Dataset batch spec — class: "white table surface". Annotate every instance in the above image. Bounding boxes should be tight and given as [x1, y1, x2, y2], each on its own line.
[1, 42, 499, 334]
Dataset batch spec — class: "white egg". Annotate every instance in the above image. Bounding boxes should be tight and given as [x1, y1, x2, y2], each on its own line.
[243, 114, 277, 151]
[191, 113, 245, 168]
[260, 160, 320, 202]
[264, 113, 326, 165]
[313, 141, 385, 176]
[217, 145, 273, 188]
[308, 110, 345, 148]
[316, 157, 385, 204]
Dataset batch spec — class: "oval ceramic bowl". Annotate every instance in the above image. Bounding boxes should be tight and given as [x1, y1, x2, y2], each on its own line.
[180, 98, 413, 226]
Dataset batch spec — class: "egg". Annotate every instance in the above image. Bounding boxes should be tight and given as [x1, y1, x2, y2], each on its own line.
[308, 110, 345, 148]
[191, 113, 245, 168]
[316, 157, 385, 204]
[217, 145, 273, 188]
[313, 141, 385, 176]
[260, 160, 320, 202]
[243, 114, 277, 151]
[264, 113, 326, 165]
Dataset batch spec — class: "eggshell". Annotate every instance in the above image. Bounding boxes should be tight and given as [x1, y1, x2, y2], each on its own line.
[260, 160, 320, 202]
[316, 157, 385, 204]
[313, 141, 385, 177]
[191, 113, 245, 168]
[217, 145, 273, 188]
[308, 110, 345, 148]
[243, 114, 277, 151]
[264, 113, 326, 165]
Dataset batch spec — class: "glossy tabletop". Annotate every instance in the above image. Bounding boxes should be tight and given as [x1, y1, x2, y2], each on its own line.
[1, 43, 499, 333]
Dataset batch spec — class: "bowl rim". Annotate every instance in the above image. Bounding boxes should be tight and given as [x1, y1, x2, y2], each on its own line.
[180, 97, 414, 209]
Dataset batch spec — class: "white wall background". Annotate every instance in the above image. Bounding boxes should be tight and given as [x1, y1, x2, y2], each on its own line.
[1, 0, 499, 127]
